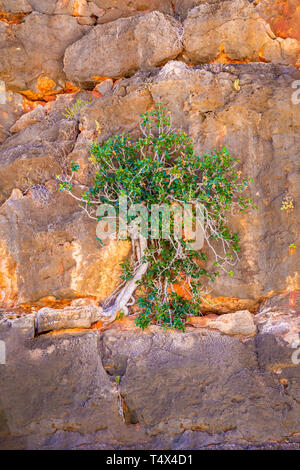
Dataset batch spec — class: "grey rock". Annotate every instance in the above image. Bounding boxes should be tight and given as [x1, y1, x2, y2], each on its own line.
[10, 105, 46, 133]
[36, 305, 103, 333]
[0, 295, 299, 449]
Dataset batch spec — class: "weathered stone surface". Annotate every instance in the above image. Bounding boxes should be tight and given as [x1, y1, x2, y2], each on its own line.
[258, 0, 300, 43]
[0, 185, 131, 307]
[255, 292, 300, 410]
[10, 104, 46, 133]
[94, 0, 173, 24]
[256, 291, 300, 354]
[0, 298, 299, 449]
[77, 61, 300, 302]
[0, 13, 89, 91]
[183, 0, 300, 66]
[36, 305, 103, 333]
[208, 310, 256, 336]
[0, 0, 32, 13]
[102, 325, 299, 441]
[0, 106, 78, 203]
[64, 11, 183, 85]
[94, 78, 113, 96]
[0, 90, 23, 144]
[0, 327, 133, 449]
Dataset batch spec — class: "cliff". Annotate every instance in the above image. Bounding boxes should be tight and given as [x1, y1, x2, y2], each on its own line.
[0, 0, 299, 450]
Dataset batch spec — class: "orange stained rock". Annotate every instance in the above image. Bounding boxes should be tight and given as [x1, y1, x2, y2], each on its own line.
[90, 320, 103, 330]
[72, 0, 87, 17]
[288, 290, 300, 307]
[91, 76, 112, 82]
[209, 44, 251, 65]
[288, 244, 297, 256]
[43, 95, 57, 102]
[22, 97, 47, 112]
[91, 90, 103, 98]
[199, 294, 260, 314]
[186, 314, 218, 328]
[36, 76, 56, 94]
[20, 81, 82, 109]
[0, 11, 28, 24]
[64, 81, 81, 94]
[260, 0, 300, 41]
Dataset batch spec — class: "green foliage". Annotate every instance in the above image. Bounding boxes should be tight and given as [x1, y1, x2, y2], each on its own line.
[66, 105, 255, 331]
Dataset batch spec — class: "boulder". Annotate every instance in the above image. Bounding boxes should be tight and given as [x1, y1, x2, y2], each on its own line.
[0, 326, 133, 449]
[0, 12, 89, 91]
[208, 310, 256, 336]
[183, 0, 300, 66]
[0, 108, 78, 203]
[94, 78, 113, 96]
[10, 105, 46, 133]
[93, 0, 173, 24]
[36, 305, 103, 333]
[257, 0, 300, 43]
[64, 11, 183, 85]
[0, 0, 32, 13]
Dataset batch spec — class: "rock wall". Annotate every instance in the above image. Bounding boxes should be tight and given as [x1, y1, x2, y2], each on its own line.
[0, 293, 299, 449]
[0, 0, 299, 450]
[0, 0, 299, 309]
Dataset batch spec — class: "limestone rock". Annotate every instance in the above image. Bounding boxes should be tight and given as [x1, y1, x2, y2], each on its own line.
[0, 107, 78, 203]
[0, 91, 23, 144]
[0, 185, 131, 307]
[0, 307, 299, 448]
[36, 305, 103, 333]
[257, 0, 300, 43]
[208, 310, 256, 336]
[0, 0, 32, 13]
[0, 312, 35, 337]
[0, 327, 132, 449]
[0, 13, 89, 91]
[183, 0, 300, 66]
[94, 78, 113, 96]
[100, 318, 299, 442]
[10, 105, 46, 133]
[64, 11, 183, 85]
[255, 292, 300, 352]
[94, 0, 173, 24]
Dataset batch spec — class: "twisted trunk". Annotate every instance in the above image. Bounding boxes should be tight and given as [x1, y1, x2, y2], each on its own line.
[101, 233, 148, 323]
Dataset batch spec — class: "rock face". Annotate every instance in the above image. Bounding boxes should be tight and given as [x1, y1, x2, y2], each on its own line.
[0, 295, 299, 449]
[0, 185, 131, 307]
[0, 0, 299, 450]
[0, 60, 299, 308]
[0, 13, 89, 90]
[183, 0, 300, 66]
[77, 61, 300, 303]
[64, 11, 183, 85]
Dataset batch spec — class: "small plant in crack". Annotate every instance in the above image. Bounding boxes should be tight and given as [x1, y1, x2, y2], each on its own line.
[62, 97, 91, 120]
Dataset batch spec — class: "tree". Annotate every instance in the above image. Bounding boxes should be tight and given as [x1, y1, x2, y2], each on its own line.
[59, 105, 255, 330]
